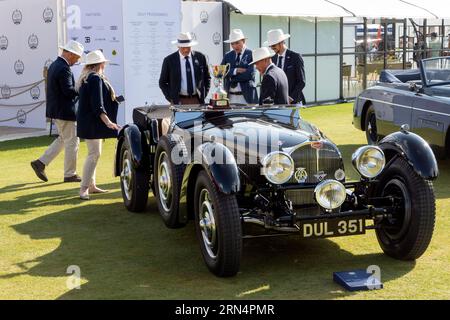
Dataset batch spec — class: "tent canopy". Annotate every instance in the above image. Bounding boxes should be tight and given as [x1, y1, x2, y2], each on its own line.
[225, 0, 352, 18]
[225, 0, 450, 19]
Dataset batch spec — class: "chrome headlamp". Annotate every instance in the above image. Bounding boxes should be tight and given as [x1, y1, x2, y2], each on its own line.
[314, 179, 346, 210]
[352, 146, 386, 178]
[261, 152, 294, 185]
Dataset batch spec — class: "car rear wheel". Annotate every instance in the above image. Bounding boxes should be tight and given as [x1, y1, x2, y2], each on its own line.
[375, 157, 435, 260]
[120, 141, 150, 212]
[194, 170, 242, 277]
[154, 135, 187, 229]
[365, 105, 379, 145]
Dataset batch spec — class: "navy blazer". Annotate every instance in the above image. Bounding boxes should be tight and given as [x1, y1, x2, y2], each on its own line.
[77, 73, 119, 139]
[259, 64, 289, 105]
[45, 57, 78, 121]
[272, 49, 306, 104]
[221, 48, 258, 104]
[159, 51, 211, 104]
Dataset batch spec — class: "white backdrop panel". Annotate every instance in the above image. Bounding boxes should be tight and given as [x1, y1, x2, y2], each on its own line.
[123, 0, 181, 123]
[66, 0, 126, 125]
[182, 1, 223, 102]
[182, 1, 223, 65]
[0, 0, 59, 129]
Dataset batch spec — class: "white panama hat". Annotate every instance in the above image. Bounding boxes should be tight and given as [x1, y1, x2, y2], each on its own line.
[249, 47, 275, 65]
[264, 29, 291, 47]
[171, 32, 199, 47]
[59, 40, 84, 57]
[224, 29, 247, 43]
[82, 50, 109, 65]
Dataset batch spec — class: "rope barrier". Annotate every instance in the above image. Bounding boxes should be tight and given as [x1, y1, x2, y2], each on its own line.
[0, 101, 45, 123]
[0, 100, 46, 108]
[0, 79, 45, 100]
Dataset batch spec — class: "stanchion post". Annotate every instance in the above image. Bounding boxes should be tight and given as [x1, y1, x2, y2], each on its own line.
[43, 66, 53, 137]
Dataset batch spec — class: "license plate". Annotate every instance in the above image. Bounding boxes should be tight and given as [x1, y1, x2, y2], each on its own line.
[298, 217, 366, 239]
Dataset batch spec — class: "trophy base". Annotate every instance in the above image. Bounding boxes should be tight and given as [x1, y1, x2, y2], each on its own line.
[208, 99, 230, 110]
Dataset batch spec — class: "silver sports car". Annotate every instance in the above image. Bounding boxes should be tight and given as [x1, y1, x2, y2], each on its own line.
[353, 57, 450, 156]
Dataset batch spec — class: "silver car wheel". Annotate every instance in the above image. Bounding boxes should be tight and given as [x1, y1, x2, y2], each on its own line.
[198, 188, 217, 259]
[158, 151, 172, 212]
[121, 150, 133, 201]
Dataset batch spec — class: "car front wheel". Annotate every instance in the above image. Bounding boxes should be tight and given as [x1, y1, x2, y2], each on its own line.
[375, 157, 435, 260]
[365, 104, 379, 145]
[194, 170, 242, 277]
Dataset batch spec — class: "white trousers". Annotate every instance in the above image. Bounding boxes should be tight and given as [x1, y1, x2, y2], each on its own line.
[81, 139, 102, 189]
[39, 119, 79, 178]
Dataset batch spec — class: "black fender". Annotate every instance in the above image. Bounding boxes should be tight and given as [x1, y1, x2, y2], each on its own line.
[378, 130, 439, 180]
[178, 142, 240, 223]
[114, 124, 148, 176]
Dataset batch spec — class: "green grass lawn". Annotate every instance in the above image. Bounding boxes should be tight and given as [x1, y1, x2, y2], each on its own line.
[0, 103, 449, 299]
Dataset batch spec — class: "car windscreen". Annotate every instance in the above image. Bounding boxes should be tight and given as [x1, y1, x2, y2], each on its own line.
[174, 107, 303, 129]
[422, 57, 450, 86]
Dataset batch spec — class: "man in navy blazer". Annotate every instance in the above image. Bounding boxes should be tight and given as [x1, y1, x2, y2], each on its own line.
[221, 29, 258, 104]
[250, 47, 289, 105]
[265, 29, 306, 105]
[159, 32, 211, 106]
[31, 40, 84, 183]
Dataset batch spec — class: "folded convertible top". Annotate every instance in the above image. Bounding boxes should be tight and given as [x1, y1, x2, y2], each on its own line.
[379, 69, 422, 83]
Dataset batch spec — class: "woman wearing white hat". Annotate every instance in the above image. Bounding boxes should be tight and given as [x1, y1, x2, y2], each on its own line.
[76, 50, 121, 200]
[265, 29, 306, 106]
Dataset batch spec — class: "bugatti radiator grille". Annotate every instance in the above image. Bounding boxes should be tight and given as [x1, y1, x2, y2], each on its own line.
[286, 143, 343, 206]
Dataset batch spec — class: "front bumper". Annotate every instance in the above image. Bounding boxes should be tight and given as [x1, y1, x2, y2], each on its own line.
[244, 180, 392, 238]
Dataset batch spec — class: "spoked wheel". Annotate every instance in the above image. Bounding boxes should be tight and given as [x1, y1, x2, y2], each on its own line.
[365, 105, 379, 145]
[157, 151, 172, 212]
[375, 157, 435, 260]
[198, 188, 218, 260]
[194, 171, 242, 277]
[120, 141, 149, 212]
[154, 135, 186, 229]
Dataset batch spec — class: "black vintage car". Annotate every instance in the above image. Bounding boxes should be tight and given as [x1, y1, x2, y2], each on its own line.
[114, 104, 438, 277]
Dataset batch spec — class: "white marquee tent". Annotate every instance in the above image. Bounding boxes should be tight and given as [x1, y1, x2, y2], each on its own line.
[225, 0, 450, 19]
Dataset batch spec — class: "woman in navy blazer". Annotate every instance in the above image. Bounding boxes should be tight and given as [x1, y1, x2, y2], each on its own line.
[76, 50, 121, 200]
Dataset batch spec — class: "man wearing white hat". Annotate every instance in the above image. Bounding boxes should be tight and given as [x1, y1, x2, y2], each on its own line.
[159, 32, 210, 106]
[250, 47, 289, 105]
[265, 29, 306, 105]
[221, 29, 258, 105]
[31, 40, 84, 183]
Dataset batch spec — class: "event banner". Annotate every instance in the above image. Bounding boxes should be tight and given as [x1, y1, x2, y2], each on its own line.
[66, 0, 126, 124]
[67, 0, 181, 124]
[122, 0, 181, 123]
[0, 0, 60, 129]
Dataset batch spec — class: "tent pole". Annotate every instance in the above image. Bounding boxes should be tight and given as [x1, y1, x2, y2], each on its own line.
[222, 1, 230, 57]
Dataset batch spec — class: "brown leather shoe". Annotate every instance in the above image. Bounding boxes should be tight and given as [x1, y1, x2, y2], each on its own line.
[64, 175, 82, 183]
[31, 160, 48, 182]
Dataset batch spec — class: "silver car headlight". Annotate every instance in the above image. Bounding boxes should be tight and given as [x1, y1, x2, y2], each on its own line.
[314, 180, 346, 210]
[352, 146, 386, 178]
[261, 152, 294, 185]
